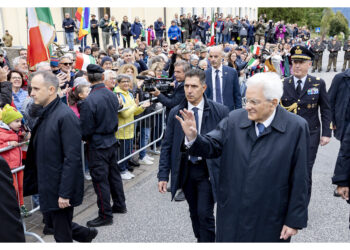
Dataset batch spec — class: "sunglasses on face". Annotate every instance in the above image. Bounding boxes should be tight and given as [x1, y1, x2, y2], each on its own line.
[61, 62, 73, 66]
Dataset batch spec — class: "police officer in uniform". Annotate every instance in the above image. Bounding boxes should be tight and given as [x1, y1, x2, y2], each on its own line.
[281, 45, 332, 201]
[327, 38, 341, 72]
[311, 39, 325, 72]
[80, 64, 126, 227]
[342, 39, 350, 72]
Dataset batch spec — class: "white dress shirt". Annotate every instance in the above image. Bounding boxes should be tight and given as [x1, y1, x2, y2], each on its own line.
[255, 109, 276, 136]
[293, 75, 307, 91]
[185, 98, 205, 145]
[211, 65, 223, 103]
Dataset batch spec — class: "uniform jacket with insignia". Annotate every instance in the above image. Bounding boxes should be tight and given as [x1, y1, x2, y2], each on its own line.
[281, 75, 332, 137]
[343, 42, 350, 60]
[328, 41, 341, 57]
[311, 43, 325, 60]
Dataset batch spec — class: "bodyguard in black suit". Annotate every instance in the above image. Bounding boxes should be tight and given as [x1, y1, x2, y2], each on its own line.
[329, 69, 350, 142]
[205, 46, 242, 111]
[158, 69, 229, 242]
[281, 45, 332, 201]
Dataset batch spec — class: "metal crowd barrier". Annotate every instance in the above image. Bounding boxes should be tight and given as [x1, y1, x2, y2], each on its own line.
[116, 106, 166, 165]
[81, 98, 166, 179]
[11, 165, 44, 243]
[0, 142, 44, 242]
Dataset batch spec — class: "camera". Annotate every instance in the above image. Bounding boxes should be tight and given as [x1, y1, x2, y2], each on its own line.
[136, 75, 174, 93]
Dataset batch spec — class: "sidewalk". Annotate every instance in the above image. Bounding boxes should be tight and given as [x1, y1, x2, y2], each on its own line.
[24, 154, 160, 243]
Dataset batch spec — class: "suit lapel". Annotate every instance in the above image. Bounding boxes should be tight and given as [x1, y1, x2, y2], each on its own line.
[222, 66, 227, 92]
[286, 77, 298, 100]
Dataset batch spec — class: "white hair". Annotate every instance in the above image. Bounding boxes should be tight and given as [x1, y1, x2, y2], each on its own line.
[12, 56, 26, 67]
[36, 61, 51, 71]
[198, 59, 208, 67]
[246, 72, 283, 102]
[103, 70, 117, 81]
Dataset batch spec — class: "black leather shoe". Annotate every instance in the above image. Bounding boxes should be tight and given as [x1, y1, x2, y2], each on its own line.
[112, 206, 127, 214]
[311, 69, 315, 73]
[334, 69, 337, 72]
[128, 165, 134, 172]
[86, 217, 113, 227]
[43, 225, 54, 235]
[86, 228, 98, 242]
[167, 186, 171, 192]
[174, 190, 186, 202]
[129, 159, 140, 167]
[326, 69, 330, 72]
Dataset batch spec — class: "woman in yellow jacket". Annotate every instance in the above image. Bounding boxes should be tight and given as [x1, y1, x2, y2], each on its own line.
[114, 74, 150, 179]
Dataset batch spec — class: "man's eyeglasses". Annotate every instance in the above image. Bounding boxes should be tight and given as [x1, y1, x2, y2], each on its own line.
[60, 62, 73, 66]
[163, 45, 168, 48]
[120, 80, 130, 83]
[242, 97, 270, 106]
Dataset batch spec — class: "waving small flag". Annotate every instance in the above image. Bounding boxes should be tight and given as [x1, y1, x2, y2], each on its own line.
[75, 7, 90, 41]
[75, 51, 96, 71]
[250, 45, 261, 56]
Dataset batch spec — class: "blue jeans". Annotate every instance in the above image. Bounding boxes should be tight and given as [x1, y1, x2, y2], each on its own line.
[118, 139, 133, 173]
[112, 33, 120, 47]
[80, 36, 87, 51]
[223, 33, 230, 43]
[216, 33, 223, 44]
[65, 32, 74, 50]
[139, 127, 151, 160]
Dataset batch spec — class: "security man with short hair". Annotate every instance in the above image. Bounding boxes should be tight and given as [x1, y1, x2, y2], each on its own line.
[342, 39, 350, 72]
[80, 64, 126, 227]
[281, 45, 332, 201]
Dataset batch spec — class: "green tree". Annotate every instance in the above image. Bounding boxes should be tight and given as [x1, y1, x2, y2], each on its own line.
[320, 8, 335, 37]
[328, 11, 349, 38]
[258, 8, 324, 29]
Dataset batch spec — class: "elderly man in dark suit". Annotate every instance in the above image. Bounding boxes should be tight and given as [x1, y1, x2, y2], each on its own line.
[158, 69, 229, 242]
[177, 72, 310, 242]
[205, 46, 242, 111]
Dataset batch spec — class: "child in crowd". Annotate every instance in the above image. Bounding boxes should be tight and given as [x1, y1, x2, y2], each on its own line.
[0, 104, 29, 217]
[67, 79, 90, 118]
[67, 79, 91, 180]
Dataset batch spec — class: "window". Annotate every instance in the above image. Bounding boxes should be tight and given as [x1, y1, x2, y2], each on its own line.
[180, 7, 185, 15]
[98, 7, 110, 19]
[62, 8, 78, 20]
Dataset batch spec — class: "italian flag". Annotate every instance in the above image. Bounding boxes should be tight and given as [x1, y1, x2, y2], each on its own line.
[247, 57, 258, 67]
[27, 8, 55, 69]
[207, 10, 215, 46]
[250, 45, 260, 56]
[75, 51, 96, 71]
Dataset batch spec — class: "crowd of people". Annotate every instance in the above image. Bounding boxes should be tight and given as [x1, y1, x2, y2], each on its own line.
[0, 10, 349, 243]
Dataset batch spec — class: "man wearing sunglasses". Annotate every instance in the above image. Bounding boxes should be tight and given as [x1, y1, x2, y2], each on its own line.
[57, 56, 75, 88]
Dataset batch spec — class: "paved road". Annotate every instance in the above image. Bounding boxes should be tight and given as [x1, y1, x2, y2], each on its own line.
[41, 50, 349, 243]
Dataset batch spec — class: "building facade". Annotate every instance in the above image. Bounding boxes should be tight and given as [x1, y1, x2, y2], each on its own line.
[0, 7, 258, 48]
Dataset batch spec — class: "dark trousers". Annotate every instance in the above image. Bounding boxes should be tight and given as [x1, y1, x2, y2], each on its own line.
[91, 32, 100, 48]
[182, 161, 215, 242]
[307, 129, 321, 203]
[123, 36, 131, 48]
[89, 144, 126, 219]
[46, 207, 90, 242]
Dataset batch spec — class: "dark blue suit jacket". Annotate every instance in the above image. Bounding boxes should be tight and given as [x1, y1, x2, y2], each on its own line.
[205, 65, 242, 111]
[157, 96, 229, 202]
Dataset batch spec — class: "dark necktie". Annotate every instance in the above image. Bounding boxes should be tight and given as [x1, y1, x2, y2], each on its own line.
[190, 107, 199, 163]
[296, 79, 302, 96]
[215, 69, 222, 104]
[257, 123, 265, 137]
